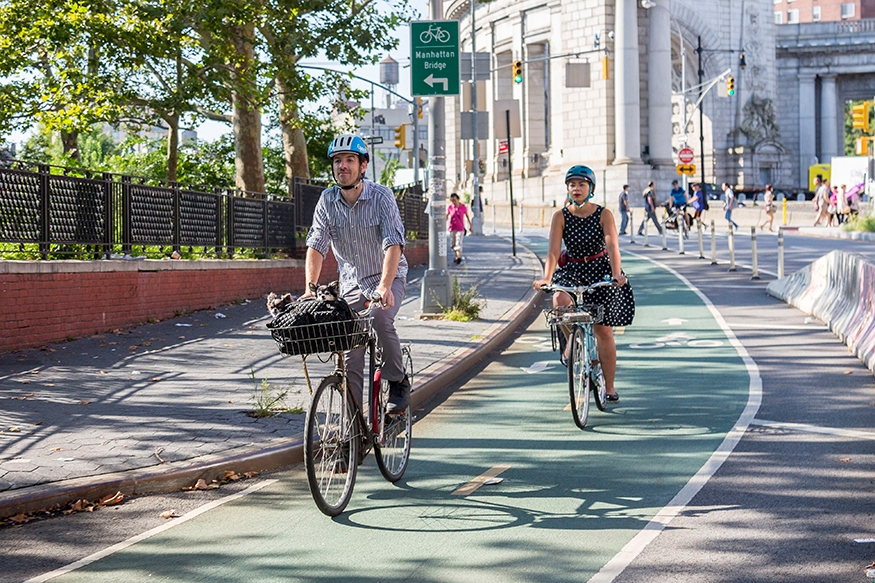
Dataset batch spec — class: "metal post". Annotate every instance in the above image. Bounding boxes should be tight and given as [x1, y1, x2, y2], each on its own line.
[778, 228, 785, 279]
[492, 203, 496, 234]
[750, 226, 760, 279]
[782, 196, 787, 225]
[697, 36, 706, 186]
[662, 220, 668, 250]
[710, 219, 717, 264]
[519, 203, 524, 233]
[506, 109, 517, 256]
[413, 106, 420, 191]
[470, 0, 483, 236]
[371, 83, 377, 183]
[419, 0, 451, 315]
[728, 225, 737, 271]
[697, 221, 704, 259]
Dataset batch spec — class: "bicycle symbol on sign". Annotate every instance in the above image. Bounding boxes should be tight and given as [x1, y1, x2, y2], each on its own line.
[629, 331, 724, 350]
[419, 24, 451, 44]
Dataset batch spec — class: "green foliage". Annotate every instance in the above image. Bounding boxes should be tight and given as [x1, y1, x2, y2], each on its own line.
[379, 151, 400, 187]
[842, 212, 875, 233]
[441, 276, 485, 322]
[247, 368, 290, 418]
[844, 100, 875, 156]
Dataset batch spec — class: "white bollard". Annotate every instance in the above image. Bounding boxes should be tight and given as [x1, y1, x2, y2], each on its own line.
[710, 220, 717, 265]
[751, 226, 760, 280]
[629, 210, 635, 244]
[678, 221, 685, 255]
[778, 228, 785, 279]
[728, 226, 737, 272]
[492, 204, 496, 234]
[697, 222, 705, 259]
[643, 216, 650, 247]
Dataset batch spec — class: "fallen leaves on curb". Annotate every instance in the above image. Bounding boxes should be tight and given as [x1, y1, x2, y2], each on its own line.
[160, 509, 181, 519]
[11, 393, 35, 400]
[840, 457, 852, 463]
[182, 471, 259, 492]
[0, 491, 126, 528]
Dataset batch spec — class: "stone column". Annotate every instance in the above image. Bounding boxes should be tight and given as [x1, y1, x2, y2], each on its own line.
[614, 0, 642, 164]
[647, 0, 673, 166]
[820, 74, 839, 163]
[798, 74, 816, 187]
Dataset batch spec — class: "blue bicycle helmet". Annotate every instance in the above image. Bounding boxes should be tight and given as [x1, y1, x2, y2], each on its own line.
[327, 134, 370, 162]
[565, 165, 596, 195]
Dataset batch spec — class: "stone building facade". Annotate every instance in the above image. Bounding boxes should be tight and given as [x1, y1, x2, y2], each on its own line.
[442, 0, 785, 207]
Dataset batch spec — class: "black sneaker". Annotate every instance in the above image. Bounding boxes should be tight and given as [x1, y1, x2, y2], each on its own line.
[386, 376, 411, 414]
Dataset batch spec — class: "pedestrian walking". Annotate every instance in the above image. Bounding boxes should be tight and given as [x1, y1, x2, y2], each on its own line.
[813, 176, 831, 227]
[305, 133, 410, 413]
[533, 165, 635, 402]
[637, 182, 663, 235]
[688, 182, 707, 228]
[836, 184, 849, 224]
[618, 184, 630, 235]
[447, 193, 472, 265]
[722, 182, 739, 231]
[759, 184, 777, 231]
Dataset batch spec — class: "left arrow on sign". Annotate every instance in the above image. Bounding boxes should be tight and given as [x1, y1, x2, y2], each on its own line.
[424, 74, 449, 90]
[520, 361, 556, 374]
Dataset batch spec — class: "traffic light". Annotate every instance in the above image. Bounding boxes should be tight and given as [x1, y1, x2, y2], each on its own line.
[416, 97, 423, 119]
[852, 102, 870, 133]
[726, 76, 735, 97]
[856, 137, 870, 156]
[393, 124, 407, 149]
[512, 60, 523, 84]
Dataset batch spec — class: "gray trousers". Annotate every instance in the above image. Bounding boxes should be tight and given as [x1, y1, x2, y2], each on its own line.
[341, 278, 406, 407]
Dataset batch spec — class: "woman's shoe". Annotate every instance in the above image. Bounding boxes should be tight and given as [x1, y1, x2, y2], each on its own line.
[605, 392, 620, 402]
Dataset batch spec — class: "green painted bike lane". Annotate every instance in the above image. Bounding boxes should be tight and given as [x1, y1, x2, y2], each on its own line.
[47, 251, 753, 583]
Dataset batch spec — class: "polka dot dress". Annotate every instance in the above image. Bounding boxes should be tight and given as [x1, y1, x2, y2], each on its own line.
[551, 206, 635, 326]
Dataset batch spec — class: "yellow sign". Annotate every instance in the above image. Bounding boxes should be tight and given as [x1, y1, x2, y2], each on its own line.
[676, 164, 696, 175]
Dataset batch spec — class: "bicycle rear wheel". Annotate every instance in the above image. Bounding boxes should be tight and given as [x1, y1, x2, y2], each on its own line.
[568, 326, 590, 429]
[375, 346, 412, 482]
[304, 374, 359, 516]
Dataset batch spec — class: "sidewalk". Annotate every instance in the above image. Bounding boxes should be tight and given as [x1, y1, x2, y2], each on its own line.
[0, 235, 541, 519]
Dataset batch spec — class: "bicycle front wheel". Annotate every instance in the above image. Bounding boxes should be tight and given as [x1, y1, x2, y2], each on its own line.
[304, 374, 359, 516]
[568, 326, 590, 429]
[375, 347, 412, 482]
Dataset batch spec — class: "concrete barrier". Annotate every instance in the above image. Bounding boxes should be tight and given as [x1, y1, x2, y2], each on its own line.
[766, 250, 875, 374]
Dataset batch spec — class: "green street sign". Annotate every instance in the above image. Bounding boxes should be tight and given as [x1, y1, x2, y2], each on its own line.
[411, 20, 460, 97]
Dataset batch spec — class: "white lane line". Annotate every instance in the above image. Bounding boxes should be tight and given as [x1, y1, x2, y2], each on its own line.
[451, 465, 512, 496]
[750, 419, 875, 441]
[588, 252, 763, 583]
[724, 323, 827, 330]
[25, 479, 278, 583]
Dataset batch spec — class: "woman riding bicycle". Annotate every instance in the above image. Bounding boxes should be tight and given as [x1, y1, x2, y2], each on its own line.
[532, 165, 635, 402]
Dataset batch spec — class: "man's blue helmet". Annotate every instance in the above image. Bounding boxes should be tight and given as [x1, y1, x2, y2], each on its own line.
[565, 165, 596, 195]
[327, 134, 370, 162]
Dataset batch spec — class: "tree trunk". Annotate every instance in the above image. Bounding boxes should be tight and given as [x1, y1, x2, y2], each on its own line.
[165, 113, 180, 182]
[61, 131, 80, 162]
[276, 77, 310, 196]
[231, 23, 265, 195]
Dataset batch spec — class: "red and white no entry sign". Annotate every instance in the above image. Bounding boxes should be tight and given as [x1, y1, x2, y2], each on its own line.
[678, 147, 694, 164]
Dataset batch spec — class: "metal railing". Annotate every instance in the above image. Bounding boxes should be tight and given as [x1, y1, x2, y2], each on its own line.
[0, 161, 427, 259]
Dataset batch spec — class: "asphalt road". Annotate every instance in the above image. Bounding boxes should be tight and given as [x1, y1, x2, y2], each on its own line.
[3, 231, 875, 583]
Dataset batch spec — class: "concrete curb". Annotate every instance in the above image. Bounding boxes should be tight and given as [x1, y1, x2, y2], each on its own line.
[767, 250, 875, 375]
[796, 227, 875, 242]
[0, 244, 543, 519]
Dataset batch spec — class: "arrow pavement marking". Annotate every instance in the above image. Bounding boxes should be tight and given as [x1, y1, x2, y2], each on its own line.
[424, 74, 449, 90]
[661, 318, 688, 326]
[520, 360, 556, 374]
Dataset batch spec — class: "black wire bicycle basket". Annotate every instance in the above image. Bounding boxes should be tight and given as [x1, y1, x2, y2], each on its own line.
[270, 317, 373, 356]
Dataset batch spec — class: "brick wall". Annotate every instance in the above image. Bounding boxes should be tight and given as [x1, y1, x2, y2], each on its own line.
[0, 241, 428, 353]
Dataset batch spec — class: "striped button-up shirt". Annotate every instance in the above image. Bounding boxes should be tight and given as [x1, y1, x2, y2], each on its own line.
[306, 180, 408, 297]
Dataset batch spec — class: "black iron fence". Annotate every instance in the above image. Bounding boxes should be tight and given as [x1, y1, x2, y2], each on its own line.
[0, 161, 426, 259]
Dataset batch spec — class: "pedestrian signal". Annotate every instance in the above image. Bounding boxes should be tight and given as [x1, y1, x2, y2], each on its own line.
[852, 102, 870, 133]
[513, 60, 523, 84]
[726, 76, 735, 97]
[393, 124, 407, 149]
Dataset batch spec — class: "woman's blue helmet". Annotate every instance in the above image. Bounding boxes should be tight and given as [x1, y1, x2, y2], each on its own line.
[565, 165, 596, 195]
[327, 134, 370, 162]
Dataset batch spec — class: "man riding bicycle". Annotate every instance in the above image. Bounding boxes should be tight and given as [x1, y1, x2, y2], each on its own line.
[304, 134, 410, 413]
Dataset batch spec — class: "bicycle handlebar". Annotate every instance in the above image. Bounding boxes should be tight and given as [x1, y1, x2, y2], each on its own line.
[540, 280, 616, 295]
